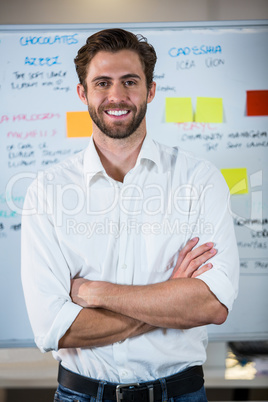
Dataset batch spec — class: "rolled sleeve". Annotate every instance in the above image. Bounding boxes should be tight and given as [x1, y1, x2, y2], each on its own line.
[197, 267, 237, 312]
[37, 301, 82, 352]
[188, 161, 240, 312]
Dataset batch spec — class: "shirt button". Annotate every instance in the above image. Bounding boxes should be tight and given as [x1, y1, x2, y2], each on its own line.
[121, 264, 127, 270]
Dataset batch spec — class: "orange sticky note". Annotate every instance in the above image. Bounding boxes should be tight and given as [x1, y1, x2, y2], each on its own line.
[247, 90, 268, 116]
[195, 97, 223, 123]
[66, 111, 93, 138]
[165, 97, 193, 122]
[221, 168, 248, 195]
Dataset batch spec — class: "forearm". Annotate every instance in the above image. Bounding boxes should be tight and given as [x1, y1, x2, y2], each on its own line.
[81, 278, 227, 330]
[69, 239, 227, 335]
[58, 307, 155, 349]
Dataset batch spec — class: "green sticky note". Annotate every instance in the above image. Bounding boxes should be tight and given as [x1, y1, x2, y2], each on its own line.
[165, 97, 193, 123]
[221, 168, 248, 194]
[195, 97, 223, 123]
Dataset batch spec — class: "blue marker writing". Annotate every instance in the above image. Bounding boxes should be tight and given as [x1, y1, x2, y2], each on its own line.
[169, 45, 222, 57]
[24, 56, 61, 66]
[20, 34, 78, 46]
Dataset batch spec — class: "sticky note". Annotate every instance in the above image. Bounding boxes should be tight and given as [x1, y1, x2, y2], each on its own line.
[165, 97, 193, 122]
[247, 90, 268, 116]
[195, 97, 223, 123]
[66, 111, 93, 138]
[221, 168, 248, 194]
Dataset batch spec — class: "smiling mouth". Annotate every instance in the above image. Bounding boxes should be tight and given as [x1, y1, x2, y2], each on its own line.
[105, 110, 130, 117]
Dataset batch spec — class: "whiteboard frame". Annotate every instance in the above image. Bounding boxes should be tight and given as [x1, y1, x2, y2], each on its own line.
[1, 20, 268, 32]
[0, 19, 267, 348]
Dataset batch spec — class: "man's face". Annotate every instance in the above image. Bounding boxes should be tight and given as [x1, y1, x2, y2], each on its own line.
[77, 50, 155, 140]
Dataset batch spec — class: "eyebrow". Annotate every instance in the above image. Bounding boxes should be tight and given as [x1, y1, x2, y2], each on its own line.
[91, 74, 141, 83]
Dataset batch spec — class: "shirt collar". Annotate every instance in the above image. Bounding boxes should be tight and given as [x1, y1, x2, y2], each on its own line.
[137, 134, 162, 172]
[83, 134, 162, 186]
[83, 136, 106, 186]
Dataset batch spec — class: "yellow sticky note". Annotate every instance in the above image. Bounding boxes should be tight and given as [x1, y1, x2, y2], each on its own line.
[165, 98, 193, 123]
[221, 168, 248, 194]
[195, 97, 223, 123]
[66, 111, 93, 138]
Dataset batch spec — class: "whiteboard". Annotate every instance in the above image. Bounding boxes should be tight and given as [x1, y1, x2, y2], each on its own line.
[0, 21, 267, 347]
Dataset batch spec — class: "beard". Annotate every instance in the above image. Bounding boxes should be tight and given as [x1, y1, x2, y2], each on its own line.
[87, 101, 147, 140]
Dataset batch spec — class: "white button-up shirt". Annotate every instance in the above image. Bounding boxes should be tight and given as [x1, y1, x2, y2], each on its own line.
[21, 135, 239, 383]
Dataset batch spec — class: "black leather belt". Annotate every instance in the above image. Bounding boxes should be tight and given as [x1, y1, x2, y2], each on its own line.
[58, 364, 204, 401]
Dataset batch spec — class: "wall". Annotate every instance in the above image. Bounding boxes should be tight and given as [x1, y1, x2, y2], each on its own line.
[0, 0, 268, 25]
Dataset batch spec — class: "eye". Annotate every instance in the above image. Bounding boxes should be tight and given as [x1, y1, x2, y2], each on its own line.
[124, 80, 136, 87]
[97, 81, 109, 88]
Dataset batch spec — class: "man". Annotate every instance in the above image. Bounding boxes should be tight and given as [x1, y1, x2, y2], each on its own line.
[21, 28, 239, 401]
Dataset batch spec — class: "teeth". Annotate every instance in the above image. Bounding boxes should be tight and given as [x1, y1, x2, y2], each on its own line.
[107, 110, 128, 116]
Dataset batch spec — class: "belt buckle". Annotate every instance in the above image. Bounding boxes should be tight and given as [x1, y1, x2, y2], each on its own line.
[116, 382, 140, 402]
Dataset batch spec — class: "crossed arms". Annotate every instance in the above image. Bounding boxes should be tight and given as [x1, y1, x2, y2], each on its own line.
[58, 238, 228, 349]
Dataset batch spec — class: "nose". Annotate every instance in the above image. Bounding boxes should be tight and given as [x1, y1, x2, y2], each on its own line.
[107, 82, 128, 103]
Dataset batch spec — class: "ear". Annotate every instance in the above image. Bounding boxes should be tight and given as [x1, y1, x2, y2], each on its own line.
[147, 81, 156, 104]
[77, 84, 88, 105]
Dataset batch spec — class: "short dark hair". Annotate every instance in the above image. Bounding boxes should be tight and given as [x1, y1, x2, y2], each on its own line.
[74, 28, 157, 91]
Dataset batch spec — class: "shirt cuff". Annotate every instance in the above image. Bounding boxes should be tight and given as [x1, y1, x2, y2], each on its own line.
[35, 301, 83, 353]
[197, 268, 238, 312]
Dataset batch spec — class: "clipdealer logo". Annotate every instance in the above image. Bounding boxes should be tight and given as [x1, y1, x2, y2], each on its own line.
[4, 169, 264, 235]
[65, 217, 214, 239]
[5, 170, 213, 222]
